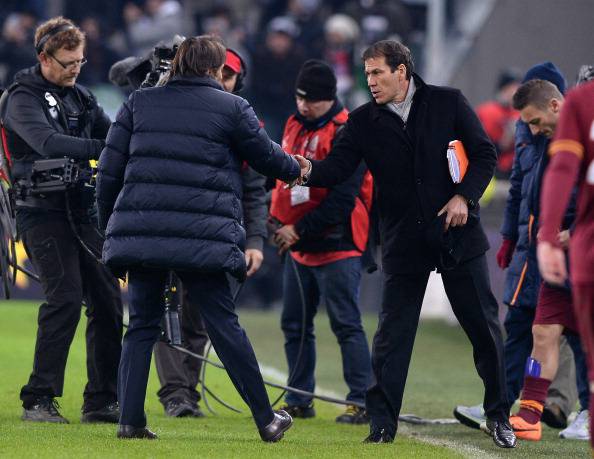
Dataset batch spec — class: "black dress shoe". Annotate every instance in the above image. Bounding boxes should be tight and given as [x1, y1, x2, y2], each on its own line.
[117, 424, 158, 439]
[81, 402, 120, 423]
[259, 410, 293, 442]
[363, 428, 394, 443]
[481, 419, 516, 448]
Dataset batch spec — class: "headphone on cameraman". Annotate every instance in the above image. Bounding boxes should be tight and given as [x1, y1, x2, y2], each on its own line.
[226, 48, 247, 93]
[35, 24, 75, 55]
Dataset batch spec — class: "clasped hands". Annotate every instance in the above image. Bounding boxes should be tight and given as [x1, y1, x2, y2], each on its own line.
[284, 155, 311, 189]
[273, 224, 299, 255]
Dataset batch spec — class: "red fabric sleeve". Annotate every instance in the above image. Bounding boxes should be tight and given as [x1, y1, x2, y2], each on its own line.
[539, 152, 581, 245]
[538, 95, 584, 245]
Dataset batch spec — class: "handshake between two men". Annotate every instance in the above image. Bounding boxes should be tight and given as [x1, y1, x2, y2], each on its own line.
[273, 155, 312, 255]
[286, 155, 312, 189]
[284, 154, 469, 233]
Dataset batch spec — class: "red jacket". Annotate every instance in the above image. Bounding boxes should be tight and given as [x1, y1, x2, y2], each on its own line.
[270, 106, 373, 265]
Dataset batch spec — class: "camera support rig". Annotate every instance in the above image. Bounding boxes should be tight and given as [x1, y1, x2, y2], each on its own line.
[0, 157, 94, 298]
[15, 157, 93, 200]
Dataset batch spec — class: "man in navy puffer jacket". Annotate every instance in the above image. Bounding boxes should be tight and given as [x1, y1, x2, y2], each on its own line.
[96, 36, 303, 441]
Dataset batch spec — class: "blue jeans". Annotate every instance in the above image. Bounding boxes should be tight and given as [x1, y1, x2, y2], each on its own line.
[281, 256, 372, 406]
[119, 268, 274, 429]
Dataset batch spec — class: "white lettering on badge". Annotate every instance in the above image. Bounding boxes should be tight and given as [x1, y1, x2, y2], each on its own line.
[290, 185, 310, 206]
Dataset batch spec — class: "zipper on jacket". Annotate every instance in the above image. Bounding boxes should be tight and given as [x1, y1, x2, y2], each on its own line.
[511, 214, 535, 306]
[510, 261, 528, 306]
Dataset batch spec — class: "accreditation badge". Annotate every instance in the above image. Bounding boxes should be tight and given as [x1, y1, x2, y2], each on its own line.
[290, 185, 310, 206]
[44, 92, 59, 120]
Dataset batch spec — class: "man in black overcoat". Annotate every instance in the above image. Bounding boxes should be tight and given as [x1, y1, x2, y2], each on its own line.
[294, 40, 516, 448]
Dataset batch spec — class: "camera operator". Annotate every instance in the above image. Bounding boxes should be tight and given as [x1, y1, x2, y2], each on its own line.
[152, 48, 268, 418]
[96, 35, 306, 440]
[2, 16, 123, 424]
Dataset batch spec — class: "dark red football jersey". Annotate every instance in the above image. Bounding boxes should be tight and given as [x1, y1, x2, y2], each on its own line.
[540, 81, 594, 283]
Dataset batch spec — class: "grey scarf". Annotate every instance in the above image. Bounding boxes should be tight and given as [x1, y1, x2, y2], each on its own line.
[388, 77, 416, 123]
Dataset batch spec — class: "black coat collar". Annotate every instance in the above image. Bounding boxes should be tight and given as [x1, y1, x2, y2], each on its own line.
[166, 74, 223, 90]
[366, 73, 428, 149]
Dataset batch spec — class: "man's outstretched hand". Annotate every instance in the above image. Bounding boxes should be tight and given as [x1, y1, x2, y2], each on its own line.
[285, 155, 311, 189]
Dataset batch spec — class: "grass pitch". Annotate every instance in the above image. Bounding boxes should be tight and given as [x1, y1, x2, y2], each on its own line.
[0, 302, 590, 458]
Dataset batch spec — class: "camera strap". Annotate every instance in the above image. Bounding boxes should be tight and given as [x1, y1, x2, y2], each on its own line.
[46, 86, 93, 137]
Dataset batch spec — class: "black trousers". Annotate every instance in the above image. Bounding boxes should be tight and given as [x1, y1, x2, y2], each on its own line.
[120, 268, 274, 429]
[20, 219, 123, 411]
[153, 282, 208, 406]
[366, 254, 509, 436]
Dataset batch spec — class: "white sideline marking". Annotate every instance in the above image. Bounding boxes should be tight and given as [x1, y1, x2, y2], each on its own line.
[399, 425, 499, 459]
[258, 363, 499, 459]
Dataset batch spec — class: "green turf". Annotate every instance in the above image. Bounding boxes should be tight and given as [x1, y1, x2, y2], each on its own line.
[241, 311, 591, 458]
[0, 301, 589, 458]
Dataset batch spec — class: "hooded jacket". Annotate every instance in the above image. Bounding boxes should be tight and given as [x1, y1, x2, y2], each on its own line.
[3, 64, 109, 170]
[96, 75, 300, 279]
[2, 64, 110, 232]
[501, 62, 572, 308]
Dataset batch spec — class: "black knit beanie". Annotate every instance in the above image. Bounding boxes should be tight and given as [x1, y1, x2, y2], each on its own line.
[295, 59, 337, 101]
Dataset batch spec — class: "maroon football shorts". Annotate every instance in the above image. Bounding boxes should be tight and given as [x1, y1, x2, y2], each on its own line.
[533, 282, 577, 334]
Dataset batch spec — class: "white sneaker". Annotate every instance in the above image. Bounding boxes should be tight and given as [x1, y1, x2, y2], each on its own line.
[559, 410, 589, 440]
[453, 404, 485, 429]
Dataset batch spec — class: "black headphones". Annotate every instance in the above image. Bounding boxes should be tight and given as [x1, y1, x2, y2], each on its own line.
[227, 48, 247, 93]
[35, 24, 75, 55]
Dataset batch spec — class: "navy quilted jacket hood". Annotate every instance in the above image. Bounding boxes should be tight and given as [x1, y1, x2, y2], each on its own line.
[96, 75, 300, 279]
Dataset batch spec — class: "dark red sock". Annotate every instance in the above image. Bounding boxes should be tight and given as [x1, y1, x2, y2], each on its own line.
[517, 376, 551, 424]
